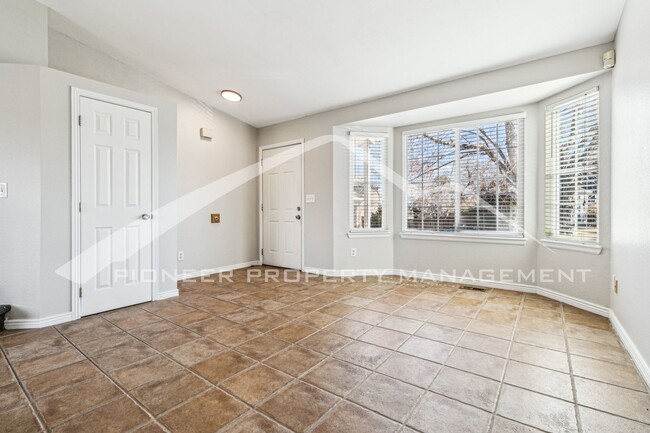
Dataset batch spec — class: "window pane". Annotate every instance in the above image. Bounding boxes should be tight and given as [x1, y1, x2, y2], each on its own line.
[405, 118, 523, 235]
[545, 90, 599, 243]
[350, 134, 387, 230]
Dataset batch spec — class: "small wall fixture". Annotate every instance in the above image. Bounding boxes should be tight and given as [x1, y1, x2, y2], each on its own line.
[221, 90, 242, 102]
[603, 49, 616, 69]
[200, 128, 213, 140]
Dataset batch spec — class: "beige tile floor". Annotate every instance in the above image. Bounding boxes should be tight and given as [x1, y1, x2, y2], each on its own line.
[1, 266, 649, 433]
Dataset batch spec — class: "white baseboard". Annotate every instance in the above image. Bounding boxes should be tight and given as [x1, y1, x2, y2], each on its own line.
[4, 266, 646, 390]
[5, 312, 74, 330]
[176, 260, 261, 281]
[306, 267, 647, 382]
[609, 310, 650, 390]
[157, 290, 179, 300]
[304, 268, 397, 278]
[304, 267, 609, 317]
[400, 270, 538, 294]
[536, 286, 609, 317]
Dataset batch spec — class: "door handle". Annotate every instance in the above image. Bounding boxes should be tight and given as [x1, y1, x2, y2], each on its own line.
[141, 213, 152, 220]
[295, 215, 301, 220]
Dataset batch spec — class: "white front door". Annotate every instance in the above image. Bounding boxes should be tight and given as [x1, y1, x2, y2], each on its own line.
[80, 96, 153, 316]
[262, 144, 302, 269]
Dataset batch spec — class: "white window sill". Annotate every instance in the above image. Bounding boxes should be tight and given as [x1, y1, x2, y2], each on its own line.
[541, 239, 602, 255]
[347, 231, 392, 239]
[399, 231, 526, 246]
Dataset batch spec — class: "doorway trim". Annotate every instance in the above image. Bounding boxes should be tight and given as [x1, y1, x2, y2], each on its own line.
[258, 139, 305, 271]
[70, 87, 160, 320]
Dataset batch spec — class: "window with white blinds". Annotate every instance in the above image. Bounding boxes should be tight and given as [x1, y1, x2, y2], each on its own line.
[404, 115, 524, 235]
[545, 89, 599, 244]
[350, 133, 387, 230]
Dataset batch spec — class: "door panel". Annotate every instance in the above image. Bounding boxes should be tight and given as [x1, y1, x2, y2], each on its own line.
[262, 144, 302, 269]
[80, 97, 153, 316]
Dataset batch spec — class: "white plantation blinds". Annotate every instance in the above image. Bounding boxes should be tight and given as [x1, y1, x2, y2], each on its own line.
[405, 115, 524, 234]
[350, 133, 387, 230]
[545, 89, 599, 243]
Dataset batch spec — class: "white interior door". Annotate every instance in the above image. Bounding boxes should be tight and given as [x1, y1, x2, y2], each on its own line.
[262, 144, 302, 269]
[80, 96, 153, 316]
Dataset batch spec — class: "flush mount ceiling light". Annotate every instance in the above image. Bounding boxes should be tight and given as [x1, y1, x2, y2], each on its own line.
[220, 90, 242, 102]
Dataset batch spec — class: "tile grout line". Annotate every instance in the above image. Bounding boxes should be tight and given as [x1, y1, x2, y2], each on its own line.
[4, 270, 647, 432]
[202, 277, 436, 432]
[179, 276, 557, 433]
[0, 345, 50, 433]
[51, 326, 172, 433]
[562, 302, 584, 433]
[97, 311, 271, 431]
[0, 280, 571, 433]
[63, 309, 272, 430]
[109, 283, 543, 433]
[96, 279, 362, 433]
[486, 290, 526, 433]
[390, 284, 484, 433]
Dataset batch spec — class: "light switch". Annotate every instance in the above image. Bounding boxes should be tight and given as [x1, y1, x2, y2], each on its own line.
[306, 194, 315, 203]
[0, 183, 7, 198]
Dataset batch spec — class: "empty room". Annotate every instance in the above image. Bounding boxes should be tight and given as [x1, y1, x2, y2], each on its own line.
[1, 0, 650, 432]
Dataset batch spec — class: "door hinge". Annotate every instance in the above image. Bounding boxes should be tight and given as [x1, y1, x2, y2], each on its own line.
[261, 248, 264, 256]
[261, 203, 263, 212]
[79, 287, 83, 298]
[78, 115, 82, 126]
[78, 202, 82, 213]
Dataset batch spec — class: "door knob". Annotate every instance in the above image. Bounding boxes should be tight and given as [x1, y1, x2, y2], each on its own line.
[295, 215, 301, 220]
[141, 213, 152, 220]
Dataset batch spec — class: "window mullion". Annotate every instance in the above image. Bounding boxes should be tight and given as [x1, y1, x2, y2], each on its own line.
[496, 126, 500, 231]
[454, 129, 461, 232]
[420, 134, 424, 231]
[365, 141, 370, 229]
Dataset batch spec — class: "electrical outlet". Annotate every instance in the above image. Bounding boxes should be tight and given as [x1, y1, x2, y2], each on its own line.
[177, 251, 184, 261]
[350, 248, 357, 257]
[613, 274, 619, 294]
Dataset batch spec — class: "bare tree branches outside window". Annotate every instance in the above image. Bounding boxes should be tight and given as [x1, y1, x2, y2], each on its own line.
[405, 117, 524, 233]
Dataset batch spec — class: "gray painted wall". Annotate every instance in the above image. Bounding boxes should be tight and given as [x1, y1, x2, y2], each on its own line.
[48, 29, 260, 278]
[258, 44, 613, 309]
[1, 0, 637, 362]
[0, 0, 48, 65]
[611, 0, 650, 368]
[0, 0, 259, 321]
[536, 74, 612, 307]
[38, 66, 178, 318]
[0, 66, 42, 319]
[0, 64, 178, 320]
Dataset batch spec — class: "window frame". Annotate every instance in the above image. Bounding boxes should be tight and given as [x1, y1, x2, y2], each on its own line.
[400, 112, 526, 242]
[543, 87, 601, 251]
[348, 131, 390, 236]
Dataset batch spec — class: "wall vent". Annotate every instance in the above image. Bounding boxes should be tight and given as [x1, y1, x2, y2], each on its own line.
[458, 285, 487, 292]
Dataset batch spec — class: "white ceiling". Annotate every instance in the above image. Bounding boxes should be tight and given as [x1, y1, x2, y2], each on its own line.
[40, 0, 625, 127]
[354, 71, 604, 128]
